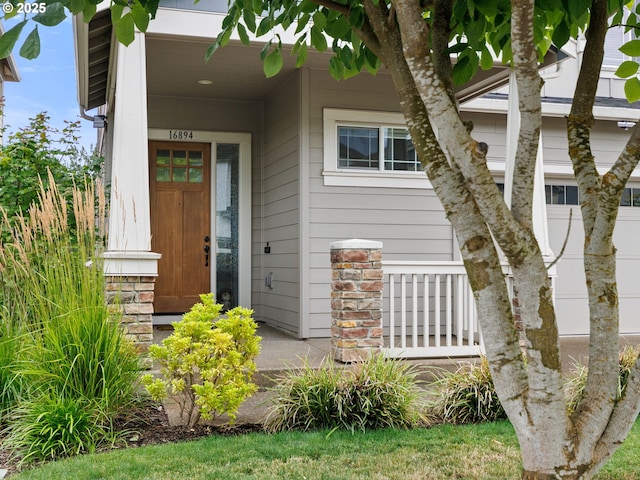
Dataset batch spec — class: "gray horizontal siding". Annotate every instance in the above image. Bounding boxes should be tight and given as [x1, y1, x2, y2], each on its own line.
[304, 69, 457, 337]
[260, 73, 301, 335]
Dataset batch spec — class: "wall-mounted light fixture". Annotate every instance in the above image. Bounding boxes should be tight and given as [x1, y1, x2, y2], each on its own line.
[617, 121, 636, 130]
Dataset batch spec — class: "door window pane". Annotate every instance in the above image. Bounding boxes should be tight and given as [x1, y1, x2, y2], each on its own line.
[188, 168, 203, 183]
[173, 150, 187, 166]
[156, 167, 170, 182]
[216, 143, 240, 311]
[189, 151, 203, 166]
[157, 150, 170, 165]
[173, 167, 187, 183]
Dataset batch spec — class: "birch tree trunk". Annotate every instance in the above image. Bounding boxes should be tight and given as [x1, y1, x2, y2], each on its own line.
[356, 0, 640, 477]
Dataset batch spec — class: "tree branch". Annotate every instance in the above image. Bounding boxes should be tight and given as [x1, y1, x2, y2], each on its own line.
[431, 0, 455, 103]
[568, 0, 608, 236]
[510, 0, 542, 231]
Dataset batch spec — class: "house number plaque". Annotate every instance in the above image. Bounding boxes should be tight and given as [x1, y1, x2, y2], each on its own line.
[168, 130, 194, 140]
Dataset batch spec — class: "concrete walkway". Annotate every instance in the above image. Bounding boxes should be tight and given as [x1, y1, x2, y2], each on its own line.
[152, 324, 640, 426]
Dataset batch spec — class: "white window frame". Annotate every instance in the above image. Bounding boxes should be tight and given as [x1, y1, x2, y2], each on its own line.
[322, 108, 431, 189]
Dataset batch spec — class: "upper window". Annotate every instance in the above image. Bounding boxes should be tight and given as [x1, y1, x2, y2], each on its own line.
[543, 184, 640, 207]
[323, 109, 428, 189]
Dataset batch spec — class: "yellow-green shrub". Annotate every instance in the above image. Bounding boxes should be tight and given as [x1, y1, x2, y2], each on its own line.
[142, 294, 261, 427]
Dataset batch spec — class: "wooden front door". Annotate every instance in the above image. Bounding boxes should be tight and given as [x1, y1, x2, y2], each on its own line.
[149, 141, 211, 313]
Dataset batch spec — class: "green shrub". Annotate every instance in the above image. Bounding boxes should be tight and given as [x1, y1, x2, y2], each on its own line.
[5, 396, 115, 464]
[427, 357, 506, 425]
[142, 294, 261, 427]
[565, 345, 640, 414]
[265, 354, 426, 433]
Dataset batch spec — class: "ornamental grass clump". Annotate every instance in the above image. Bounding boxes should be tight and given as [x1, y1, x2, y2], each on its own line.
[0, 173, 142, 464]
[265, 354, 426, 433]
[565, 345, 640, 414]
[427, 356, 506, 425]
[142, 294, 261, 427]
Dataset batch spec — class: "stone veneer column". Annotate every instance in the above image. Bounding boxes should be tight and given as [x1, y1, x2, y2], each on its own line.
[105, 276, 155, 354]
[330, 239, 384, 363]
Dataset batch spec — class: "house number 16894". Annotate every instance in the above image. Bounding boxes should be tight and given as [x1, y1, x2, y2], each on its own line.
[169, 130, 194, 140]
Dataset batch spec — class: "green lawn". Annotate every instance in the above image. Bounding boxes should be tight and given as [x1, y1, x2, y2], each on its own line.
[12, 420, 640, 480]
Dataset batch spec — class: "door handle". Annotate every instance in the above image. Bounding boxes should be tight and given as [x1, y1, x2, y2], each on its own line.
[204, 245, 210, 267]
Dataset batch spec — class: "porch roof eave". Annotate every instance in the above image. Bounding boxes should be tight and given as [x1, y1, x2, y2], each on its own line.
[73, 6, 572, 113]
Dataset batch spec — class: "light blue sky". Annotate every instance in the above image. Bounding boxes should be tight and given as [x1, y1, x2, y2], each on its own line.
[4, 18, 97, 152]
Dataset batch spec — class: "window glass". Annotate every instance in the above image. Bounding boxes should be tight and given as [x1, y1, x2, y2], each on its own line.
[156, 167, 170, 182]
[633, 189, 640, 207]
[552, 185, 565, 205]
[189, 151, 203, 166]
[188, 168, 203, 183]
[338, 127, 379, 169]
[173, 150, 187, 166]
[565, 186, 579, 205]
[384, 128, 420, 171]
[157, 150, 170, 165]
[173, 167, 187, 183]
[621, 188, 632, 206]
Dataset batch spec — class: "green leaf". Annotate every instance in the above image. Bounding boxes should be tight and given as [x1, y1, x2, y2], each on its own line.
[69, 0, 85, 15]
[0, 20, 27, 60]
[310, 26, 327, 52]
[620, 39, 640, 57]
[295, 41, 307, 68]
[551, 19, 570, 49]
[256, 17, 272, 36]
[82, 1, 97, 22]
[243, 8, 256, 32]
[624, 77, 640, 103]
[263, 49, 283, 78]
[115, 12, 135, 46]
[111, 4, 124, 24]
[480, 46, 493, 70]
[19, 26, 40, 60]
[615, 61, 639, 79]
[452, 53, 478, 86]
[312, 11, 327, 30]
[32, 3, 67, 27]
[131, 3, 150, 32]
[237, 23, 250, 45]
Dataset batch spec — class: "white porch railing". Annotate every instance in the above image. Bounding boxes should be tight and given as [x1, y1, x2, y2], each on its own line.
[382, 261, 485, 358]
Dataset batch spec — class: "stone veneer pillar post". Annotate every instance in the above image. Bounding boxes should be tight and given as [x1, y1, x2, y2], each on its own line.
[105, 276, 156, 354]
[330, 239, 384, 363]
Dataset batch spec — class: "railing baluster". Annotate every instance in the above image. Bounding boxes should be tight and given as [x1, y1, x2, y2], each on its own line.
[424, 274, 429, 348]
[389, 274, 395, 348]
[434, 274, 440, 347]
[457, 274, 464, 346]
[401, 274, 407, 349]
[446, 274, 452, 347]
[412, 274, 418, 348]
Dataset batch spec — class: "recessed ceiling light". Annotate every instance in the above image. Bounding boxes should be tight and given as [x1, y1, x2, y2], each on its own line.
[198, 79, 213, 85]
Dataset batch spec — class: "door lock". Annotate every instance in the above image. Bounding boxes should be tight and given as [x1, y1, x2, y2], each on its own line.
[204, 245, 210, 267]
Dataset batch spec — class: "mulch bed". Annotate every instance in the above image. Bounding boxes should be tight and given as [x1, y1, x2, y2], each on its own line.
[0, 402, 264, 477]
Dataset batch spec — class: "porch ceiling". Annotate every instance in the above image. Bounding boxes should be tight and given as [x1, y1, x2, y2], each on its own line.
[145, 36, 334, 101]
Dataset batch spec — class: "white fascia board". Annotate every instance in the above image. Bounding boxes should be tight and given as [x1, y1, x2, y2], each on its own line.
[463, 96, 640, 121]
[148, 7, 300, 44]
